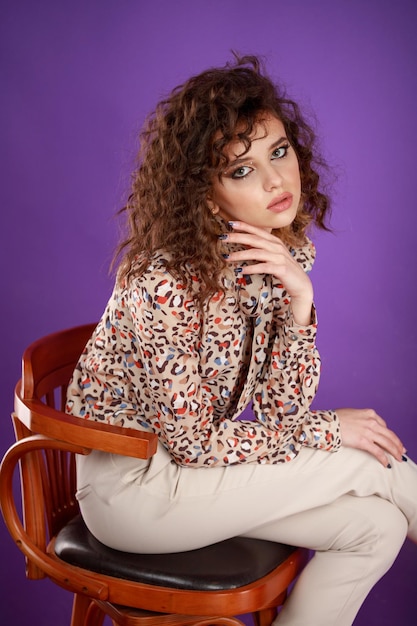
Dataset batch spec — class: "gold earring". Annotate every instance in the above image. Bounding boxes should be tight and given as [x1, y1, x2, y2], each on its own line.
[208, 201, 219, 216]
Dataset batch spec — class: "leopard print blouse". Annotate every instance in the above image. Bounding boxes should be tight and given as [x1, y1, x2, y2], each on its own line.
[66, 239, 341, 466]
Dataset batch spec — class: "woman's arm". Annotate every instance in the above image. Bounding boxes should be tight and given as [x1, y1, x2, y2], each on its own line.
[252, 306, 341, 452]
[223, 221, 340, 451]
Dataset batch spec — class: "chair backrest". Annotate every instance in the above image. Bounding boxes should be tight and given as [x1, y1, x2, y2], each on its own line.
[14, 323, 157, 458]
[10, 324, 96, 579]
[21, 323, 96, 405]
[6, 324, 158, 581]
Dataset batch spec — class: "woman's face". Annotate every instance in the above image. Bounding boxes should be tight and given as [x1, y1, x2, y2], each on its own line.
[210, 115, 301, 232]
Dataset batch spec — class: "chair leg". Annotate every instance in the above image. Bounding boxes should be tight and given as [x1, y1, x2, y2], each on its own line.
[71, 594, 90, 626]
[70, 594, 105, 626]
[188, 620, 246, 626]
[89, 606, 247, 626]
[252, 606, 278, 626]
[85, 601, 106, 626]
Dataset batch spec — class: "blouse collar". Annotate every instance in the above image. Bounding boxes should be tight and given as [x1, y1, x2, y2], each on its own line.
[222, 237, 316, 318]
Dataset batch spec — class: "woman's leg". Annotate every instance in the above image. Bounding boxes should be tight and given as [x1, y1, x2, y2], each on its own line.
[243, 494, 408, 626]
[77, 443, 413, 625]
[77, 444, 417, 552]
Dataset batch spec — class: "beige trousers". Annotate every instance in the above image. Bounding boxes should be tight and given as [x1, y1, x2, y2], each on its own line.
[76, 444, 417, 626]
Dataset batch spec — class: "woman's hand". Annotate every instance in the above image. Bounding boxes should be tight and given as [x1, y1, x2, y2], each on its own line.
[222, 221, 313, 325]
[336, 407, 406, 467]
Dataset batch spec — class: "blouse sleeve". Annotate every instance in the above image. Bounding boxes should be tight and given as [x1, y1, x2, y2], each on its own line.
[128, 269, 310, 467]
[252, 305, 341, 453]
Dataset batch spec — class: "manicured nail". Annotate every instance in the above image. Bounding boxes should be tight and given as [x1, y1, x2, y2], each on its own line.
[222, 254, 229, 259]
[387, 463, 392, 469]
[234, 267, 242, 274]
[218, 234, 228, 240]
[228, 221, 235, 227]
[402, 455, 408, 462]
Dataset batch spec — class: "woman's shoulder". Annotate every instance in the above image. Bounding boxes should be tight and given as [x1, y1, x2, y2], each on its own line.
[118, 251, 175, 285]
[117, 251, 199, 307]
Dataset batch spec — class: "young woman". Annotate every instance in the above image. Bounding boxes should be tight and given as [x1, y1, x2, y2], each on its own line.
[66, 56, 416, 625]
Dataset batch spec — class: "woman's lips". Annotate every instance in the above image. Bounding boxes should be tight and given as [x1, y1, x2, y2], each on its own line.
[267, 193, 293, 213]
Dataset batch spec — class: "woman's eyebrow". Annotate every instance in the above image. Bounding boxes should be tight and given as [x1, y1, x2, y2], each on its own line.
[269, 136, 288, 150]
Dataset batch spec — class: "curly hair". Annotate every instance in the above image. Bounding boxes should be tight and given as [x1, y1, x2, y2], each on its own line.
[115, 55, 331, 307]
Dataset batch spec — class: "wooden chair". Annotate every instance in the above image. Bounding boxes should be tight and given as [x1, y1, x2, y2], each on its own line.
[0, 324, 308, 626]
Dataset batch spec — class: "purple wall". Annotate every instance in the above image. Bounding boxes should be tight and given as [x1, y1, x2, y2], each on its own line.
[1, 1, 416, 624]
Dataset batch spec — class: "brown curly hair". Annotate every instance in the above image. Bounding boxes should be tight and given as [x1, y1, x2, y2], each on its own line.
[115, 55, 331, 307]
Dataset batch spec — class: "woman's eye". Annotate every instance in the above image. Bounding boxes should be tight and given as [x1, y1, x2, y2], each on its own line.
[231, 165, 253, 179]
[272, 144, 289, 159]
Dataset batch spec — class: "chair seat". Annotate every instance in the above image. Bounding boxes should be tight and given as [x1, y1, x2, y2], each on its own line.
[55, 515, 297, 591]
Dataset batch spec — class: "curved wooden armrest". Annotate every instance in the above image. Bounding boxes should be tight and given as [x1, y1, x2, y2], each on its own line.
[14, 380, 158, 459]
[0, 434, 109, 599]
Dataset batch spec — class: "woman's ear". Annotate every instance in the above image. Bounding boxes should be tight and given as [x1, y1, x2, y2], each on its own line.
[207, 197, 220, 215]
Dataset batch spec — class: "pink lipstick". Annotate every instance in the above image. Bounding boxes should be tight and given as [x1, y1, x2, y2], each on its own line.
[267, 193, 293, 213]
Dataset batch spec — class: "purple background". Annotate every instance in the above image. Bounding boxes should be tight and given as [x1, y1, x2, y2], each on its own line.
[1, 1, 416, 624]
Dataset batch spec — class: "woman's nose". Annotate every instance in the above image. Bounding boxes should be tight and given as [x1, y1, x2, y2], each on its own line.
[262, 164, 283, 191]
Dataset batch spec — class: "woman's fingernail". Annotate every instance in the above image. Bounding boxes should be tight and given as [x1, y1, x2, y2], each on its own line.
[218, 234, 228, 240]
[222, 254, 229, 259]
[402, 455, 408, 462]
[228, 221, 235, 228]
[234, 267, 242, 274]
[387, 463, 392, 469]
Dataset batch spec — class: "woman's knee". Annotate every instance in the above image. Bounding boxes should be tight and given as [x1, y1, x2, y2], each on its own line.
[353, 496, 408, 573]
